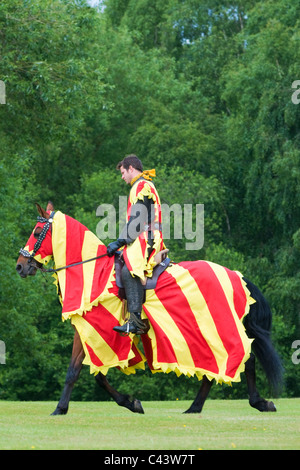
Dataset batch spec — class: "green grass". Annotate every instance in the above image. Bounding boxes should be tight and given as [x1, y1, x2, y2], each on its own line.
[0, 398, 299, 450]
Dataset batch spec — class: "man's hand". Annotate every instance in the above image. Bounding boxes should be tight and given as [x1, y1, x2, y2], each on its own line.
[106, 239, 126, 257]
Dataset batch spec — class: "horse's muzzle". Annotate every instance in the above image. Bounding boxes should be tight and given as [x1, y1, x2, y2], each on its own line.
[16, 257, 41, 278]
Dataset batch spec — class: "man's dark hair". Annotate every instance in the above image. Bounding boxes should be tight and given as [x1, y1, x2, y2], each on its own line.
[116, 154, 143, 172]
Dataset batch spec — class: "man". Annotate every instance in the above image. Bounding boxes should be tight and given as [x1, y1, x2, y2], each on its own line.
[107, 154, 165, 335]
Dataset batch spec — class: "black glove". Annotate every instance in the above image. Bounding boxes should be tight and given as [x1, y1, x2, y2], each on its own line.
[106, 239, 126, 257]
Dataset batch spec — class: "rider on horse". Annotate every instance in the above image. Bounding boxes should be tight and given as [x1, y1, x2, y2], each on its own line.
[107, 154, 165, 335]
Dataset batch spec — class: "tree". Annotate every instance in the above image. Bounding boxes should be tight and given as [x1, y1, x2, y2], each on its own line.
[0, 0, 111, 203]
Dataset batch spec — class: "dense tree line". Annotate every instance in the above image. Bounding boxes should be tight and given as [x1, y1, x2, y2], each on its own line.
[0, 0, 299, 402]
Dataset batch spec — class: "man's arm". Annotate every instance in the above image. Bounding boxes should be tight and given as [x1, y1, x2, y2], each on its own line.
[107, 198, 154, 256]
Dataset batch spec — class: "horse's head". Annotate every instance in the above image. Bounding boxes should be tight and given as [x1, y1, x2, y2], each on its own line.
[16, 202, 55, 278]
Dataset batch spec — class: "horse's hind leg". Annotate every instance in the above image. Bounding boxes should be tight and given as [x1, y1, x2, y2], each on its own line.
[51, 329, 84, 416]
[184, 375, 213, 414]
[95, 372, 144, 414]
[245, 353, 276, 412]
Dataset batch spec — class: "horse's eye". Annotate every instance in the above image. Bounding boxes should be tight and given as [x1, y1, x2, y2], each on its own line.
[33, 228, 42, 239]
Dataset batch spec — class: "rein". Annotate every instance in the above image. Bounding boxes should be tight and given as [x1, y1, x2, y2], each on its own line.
[19, 211, 108, 274]
[42, 253, 108, 274]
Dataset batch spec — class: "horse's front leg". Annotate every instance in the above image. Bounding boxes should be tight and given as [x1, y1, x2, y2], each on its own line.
[51, 328, 84, 416]
[95, 372, 144, 414]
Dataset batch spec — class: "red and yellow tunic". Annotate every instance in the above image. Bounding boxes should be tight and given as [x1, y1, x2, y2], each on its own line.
[123, 176, 165, 280]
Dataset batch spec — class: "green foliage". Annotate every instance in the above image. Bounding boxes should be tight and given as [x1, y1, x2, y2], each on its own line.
[0, 0, 299, 401]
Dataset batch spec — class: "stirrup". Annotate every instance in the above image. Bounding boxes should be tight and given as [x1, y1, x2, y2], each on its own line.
[113, 313, 146, 336]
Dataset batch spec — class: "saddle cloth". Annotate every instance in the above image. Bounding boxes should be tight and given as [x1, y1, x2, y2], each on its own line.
[114, 252, 171, 291]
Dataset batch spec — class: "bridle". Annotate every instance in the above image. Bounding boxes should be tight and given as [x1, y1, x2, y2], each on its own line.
[19, 211, 107, 274]
[19, 211, 55, 261]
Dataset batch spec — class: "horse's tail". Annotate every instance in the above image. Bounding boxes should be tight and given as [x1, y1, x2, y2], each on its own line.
[243, 278, 283, 396]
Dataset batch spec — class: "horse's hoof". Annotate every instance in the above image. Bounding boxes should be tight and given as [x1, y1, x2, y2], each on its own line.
[133, 399, 144, 414]
[183, 407, 200, 414]
[51, 407, 68, 416]
[250, 398, 277, 412]
[266, 401, 277, 412]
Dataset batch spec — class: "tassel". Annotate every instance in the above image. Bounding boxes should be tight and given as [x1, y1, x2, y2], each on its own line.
[142, 169, 156, 180]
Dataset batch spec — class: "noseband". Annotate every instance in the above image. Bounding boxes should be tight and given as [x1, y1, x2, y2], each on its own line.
[19, 211, 55, 260]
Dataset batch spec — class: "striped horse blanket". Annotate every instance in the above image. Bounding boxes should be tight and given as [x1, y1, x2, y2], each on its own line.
[26, 210, 254, 384]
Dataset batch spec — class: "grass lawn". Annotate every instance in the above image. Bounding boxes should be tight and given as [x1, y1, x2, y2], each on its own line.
[0, 398, 299, 450]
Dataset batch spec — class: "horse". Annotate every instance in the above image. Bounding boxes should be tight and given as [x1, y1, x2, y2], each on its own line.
[16, 202, 283, 415]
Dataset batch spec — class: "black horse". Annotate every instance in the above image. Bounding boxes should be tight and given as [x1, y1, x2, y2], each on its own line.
[16, 203, 283, 415]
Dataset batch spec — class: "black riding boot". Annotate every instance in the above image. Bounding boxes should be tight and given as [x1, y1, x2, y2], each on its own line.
[113, 264, 146, 335]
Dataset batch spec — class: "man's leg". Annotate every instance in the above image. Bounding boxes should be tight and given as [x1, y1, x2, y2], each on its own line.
[113, 264, 146, 335]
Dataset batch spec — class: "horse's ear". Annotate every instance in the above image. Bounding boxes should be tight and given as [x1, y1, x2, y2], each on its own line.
[46, 201, 54, 212]
[35, 203, 49, 219]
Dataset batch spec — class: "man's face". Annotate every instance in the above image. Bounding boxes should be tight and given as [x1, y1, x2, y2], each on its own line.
[120, 165, 134, 184]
